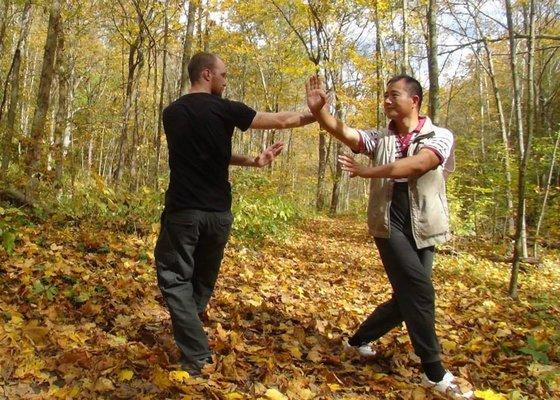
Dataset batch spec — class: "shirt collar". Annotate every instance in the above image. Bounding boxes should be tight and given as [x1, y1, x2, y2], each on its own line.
[388, 116, 426, 135]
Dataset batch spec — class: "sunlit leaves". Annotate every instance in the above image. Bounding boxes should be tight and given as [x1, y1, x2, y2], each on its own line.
[0, 212, 558, 398]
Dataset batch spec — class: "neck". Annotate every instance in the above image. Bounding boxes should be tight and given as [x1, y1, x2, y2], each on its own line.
[392, 114, 419, 136]
[189, 82, 211, 94]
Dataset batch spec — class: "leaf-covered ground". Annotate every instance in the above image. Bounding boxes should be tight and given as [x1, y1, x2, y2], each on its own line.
[1, 216, 559, 399]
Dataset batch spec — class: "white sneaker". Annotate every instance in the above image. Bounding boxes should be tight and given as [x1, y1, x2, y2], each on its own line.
[343, 340, 377, 357]
[421, 371, 474, 399]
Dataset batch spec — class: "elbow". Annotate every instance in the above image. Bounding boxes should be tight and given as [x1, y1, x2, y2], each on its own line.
[277, 120, 290, 129]
[410, 162, 432, 177]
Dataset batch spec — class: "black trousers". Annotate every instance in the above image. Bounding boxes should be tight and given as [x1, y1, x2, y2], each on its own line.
[349, 182, 441, 363]
[154, 209, 233, 362]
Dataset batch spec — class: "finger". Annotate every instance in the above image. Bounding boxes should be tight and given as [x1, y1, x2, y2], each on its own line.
[267, 142, 282, 151]
[339, 160, 351, 168]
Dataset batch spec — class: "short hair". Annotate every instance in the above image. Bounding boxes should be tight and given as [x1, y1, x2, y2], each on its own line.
[387, 74, 423, 108]
[188, 52, 219, 84]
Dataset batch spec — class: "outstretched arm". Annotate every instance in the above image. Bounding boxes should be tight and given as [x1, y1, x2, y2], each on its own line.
[338, 148, 440, 179]
[249, 111, 315, 130]
[306, 75, 361, 151]
[230, 142, 285, 167]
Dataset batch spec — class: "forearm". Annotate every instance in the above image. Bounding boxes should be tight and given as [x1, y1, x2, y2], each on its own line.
[363, 156, 432, 179]
[230, 154, 257, 167]
[250, 111, 315, 129]
[313, 108, 360, 150]
[277, 111, 316, 128]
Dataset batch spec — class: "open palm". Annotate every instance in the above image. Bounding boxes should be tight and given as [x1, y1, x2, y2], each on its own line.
[255, 142, 284, 167]
[306, 75, 327, 113]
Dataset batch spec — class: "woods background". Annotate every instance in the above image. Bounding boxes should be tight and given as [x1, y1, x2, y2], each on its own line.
[1, 0, 559, 297]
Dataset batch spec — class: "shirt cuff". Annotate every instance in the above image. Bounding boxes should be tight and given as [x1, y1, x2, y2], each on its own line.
[423, 146, 445, 165]
[351, 131, 365, 154]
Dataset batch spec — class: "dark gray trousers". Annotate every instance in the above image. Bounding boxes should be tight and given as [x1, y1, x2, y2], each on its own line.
[349, 182, 441, 363]
[155, 209, 233, 362]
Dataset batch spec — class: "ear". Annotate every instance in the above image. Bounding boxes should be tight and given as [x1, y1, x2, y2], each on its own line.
[411, 95, 420, 109]
[201, 68, 212, 82]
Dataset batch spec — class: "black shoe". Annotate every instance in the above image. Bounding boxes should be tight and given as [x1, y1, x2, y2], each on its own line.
[180, 357, 212, 376]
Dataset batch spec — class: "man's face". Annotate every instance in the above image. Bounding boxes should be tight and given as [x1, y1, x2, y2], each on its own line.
[383, 79, 419, 120]
[209, 58, 227, 96]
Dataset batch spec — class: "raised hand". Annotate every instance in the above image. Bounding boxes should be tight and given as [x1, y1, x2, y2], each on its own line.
[254, 141, 284, 167]
[338, 154, 370, 178]
[305, 75, 327, 114]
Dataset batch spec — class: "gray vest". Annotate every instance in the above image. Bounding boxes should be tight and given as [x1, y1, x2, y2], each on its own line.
[367, 118, 452, 248]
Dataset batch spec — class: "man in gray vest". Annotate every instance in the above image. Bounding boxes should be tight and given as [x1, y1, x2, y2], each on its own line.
[306, 74, 473, 399]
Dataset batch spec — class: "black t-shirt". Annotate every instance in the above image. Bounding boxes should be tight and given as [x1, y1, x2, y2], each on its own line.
[162, 93, 256, 212]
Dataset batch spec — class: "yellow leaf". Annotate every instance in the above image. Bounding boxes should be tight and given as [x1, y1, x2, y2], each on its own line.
[118, 369, 134, 381]
[265, 388, 288, 400]
[327, 383, 341, 392]
[474, 389, 507, 400]
[152, 368, 172, 389]
[169, 370, 191, 384]
[306, 347, 322, 362]
[94, 377, 115, 392]
[287, 345, 302, 359]
[441, 339, 457, 351]
[224, 392, 245, 400]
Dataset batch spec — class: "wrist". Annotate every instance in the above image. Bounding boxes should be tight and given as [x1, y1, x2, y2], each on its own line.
[363, 167, 378, 178]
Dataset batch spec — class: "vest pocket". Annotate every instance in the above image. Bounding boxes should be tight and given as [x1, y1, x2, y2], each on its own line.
[416, 193, 449, 237]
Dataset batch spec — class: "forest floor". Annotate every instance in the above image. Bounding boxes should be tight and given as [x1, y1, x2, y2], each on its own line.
[0, 215, 559, 399]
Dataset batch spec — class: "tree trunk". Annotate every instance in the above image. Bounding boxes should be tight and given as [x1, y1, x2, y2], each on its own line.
[483, 43, 515, 235]
[25, 0, 62, 196]
[375, 1, 384, 130]
[178, 0, 197, 96]
[401, 0, 409, 75]
[202, 1, 210, 52]
[316, 131, 327, 211]
[329, 91, 344, 215]
[114, 17, 144, 185]
[533, 130, 560, 256]
[53, 30, 69, 183]
[0, 1, 32, 174]
[1, 49, 21, 177]
[155, 0, 169, 189]
[477, 60, 486, 161]
[0, 1, 10, 61]
[129, 93, 140, 190]
[426, 0, 439, 124]
[509, 0, 535, 298]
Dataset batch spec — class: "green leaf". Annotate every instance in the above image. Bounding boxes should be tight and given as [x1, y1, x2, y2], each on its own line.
[46, 285, 58, 301]
[1, 231, 16, 254]
[33, 280, 45, 294]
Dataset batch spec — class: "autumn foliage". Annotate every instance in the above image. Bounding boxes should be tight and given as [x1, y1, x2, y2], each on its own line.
[1, 210, 558, 399]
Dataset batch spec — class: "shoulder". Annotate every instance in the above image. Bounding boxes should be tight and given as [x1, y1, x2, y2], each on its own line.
[163, 101, 181, 118]
[431, 124, 454, 138]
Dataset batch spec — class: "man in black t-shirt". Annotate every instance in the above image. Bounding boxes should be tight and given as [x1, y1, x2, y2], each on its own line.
[155, 52, 315, 375]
